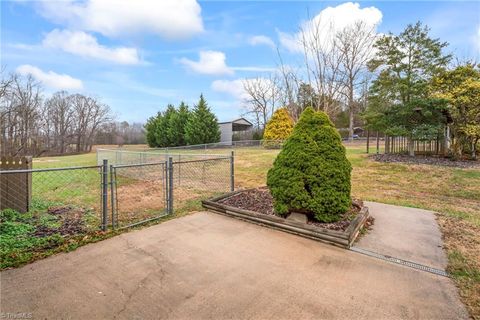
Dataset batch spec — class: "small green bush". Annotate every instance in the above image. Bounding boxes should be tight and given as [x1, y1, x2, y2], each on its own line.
[267, 107, 352, 222]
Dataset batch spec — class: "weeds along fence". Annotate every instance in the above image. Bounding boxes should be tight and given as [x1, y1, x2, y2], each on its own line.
[1, 153, 234, 235]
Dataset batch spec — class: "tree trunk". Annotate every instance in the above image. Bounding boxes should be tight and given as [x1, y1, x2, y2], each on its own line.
[348, 86, 354, 142]
[348, 110, 354, 142]
[472, 140, 477, 160]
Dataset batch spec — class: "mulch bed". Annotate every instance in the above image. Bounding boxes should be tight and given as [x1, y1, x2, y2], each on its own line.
[218, 187, 373, 232]
[33, 206, 87, 237]
[372, 153, 480, 169]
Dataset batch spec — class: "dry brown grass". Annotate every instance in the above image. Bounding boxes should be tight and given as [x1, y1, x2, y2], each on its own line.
[233, 144, 480, 318]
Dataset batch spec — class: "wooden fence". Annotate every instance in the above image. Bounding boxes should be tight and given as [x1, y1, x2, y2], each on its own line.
[384, 136, 446, 156]
[0, 156, 32, 213]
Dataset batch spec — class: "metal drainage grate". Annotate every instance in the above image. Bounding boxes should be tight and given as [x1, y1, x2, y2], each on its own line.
[350, 246, 449, 277]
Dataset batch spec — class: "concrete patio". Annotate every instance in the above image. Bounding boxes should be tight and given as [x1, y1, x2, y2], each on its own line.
[0, 205, 468, 319]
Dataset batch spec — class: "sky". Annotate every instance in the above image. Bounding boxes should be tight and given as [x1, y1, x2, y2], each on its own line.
[1, 0, 479, 123]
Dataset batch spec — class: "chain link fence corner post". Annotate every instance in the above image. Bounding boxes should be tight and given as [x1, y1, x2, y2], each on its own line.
[167, 156, 174, 215]
[230, 151, 235, 192]
[101, 159, 108, 231]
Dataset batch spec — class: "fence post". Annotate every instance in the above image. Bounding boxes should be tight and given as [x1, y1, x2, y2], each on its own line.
[366, 130, 370, 154]
[167, 157, 174, 214]
[230, 151, 235, 192]
[102, 159, 108, 231]
[109, 165, 116, 229]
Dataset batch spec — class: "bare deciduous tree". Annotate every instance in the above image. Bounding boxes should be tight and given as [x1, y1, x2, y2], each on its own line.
[300, 19, 345, 118]
[242, 75, 281, 130]
[0, 74, 42, 156]
[336, 21, 376, 140]
[1, 71, 113, 156]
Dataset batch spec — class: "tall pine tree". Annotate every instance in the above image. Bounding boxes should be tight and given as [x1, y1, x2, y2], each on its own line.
[185, 94, 220, 145]
[145, 113, 160, 147]
[168, 102, 190, 146]
[368, 22, 451, 104]
[154, 104, 176, 147]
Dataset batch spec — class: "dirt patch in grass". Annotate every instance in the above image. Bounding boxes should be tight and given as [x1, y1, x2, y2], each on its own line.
[372, 153, 480, 168]
[34, 206, 87, 237]
[114, 177, 227, 226]
[116, 180, 166, 214]
[219, 187, 367, 232]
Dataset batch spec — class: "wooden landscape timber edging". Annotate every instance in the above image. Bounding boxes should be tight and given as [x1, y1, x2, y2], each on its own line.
[202, 190, 369, 248]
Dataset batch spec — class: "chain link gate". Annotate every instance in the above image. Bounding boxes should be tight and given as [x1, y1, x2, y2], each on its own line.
[107, 152, 234, 229]
[110, 161, 169, 229]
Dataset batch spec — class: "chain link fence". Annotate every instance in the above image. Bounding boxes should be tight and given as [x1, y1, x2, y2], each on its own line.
[2, 153, 233, 231]
[172, 156, 232, 210]
[97, 148, 230, 166]
[0, 165, 104, 244]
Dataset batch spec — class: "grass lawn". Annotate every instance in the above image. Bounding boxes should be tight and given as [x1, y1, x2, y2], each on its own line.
[2, 143, 479, 318]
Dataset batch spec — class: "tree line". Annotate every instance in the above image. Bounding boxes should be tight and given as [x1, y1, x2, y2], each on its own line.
[241, 20, 479, 159]
[145, 94, 220, 148]
[0, 71, 145, 157]
[95, 121, 145, 146]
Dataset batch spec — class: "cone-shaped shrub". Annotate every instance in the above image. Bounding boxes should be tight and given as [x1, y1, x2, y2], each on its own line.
[266, 107, 352, 222]
[263, 108, 294, 147]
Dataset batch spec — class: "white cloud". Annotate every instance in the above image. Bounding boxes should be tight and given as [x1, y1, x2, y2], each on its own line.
[211, 79, 246, 100]
[16, 64, 83, 90]
[249, 35, 275, 48]
[232, 66, 276, 72]
[279, 2, 382, 52]
[211, 77, 273, 101]
[37, 0, 204, 39]
[179, 51, 234, 75]
[43, 29, 141, 65]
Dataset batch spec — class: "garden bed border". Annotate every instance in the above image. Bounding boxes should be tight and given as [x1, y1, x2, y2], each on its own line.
[202, 189, 369, 248]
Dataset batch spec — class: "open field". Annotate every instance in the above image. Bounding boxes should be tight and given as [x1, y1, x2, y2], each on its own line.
[5, 142, 480, 317]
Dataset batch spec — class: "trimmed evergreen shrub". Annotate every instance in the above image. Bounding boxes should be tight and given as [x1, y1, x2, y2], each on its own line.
[266, 107, 352, 222]
[263, 108, 294, 148]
